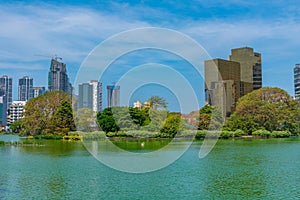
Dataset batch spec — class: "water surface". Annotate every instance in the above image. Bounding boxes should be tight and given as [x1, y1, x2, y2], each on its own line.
[0, 138, 299, 199]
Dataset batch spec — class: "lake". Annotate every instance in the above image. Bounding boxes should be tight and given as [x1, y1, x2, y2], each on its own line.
[0, 136, 300, 199]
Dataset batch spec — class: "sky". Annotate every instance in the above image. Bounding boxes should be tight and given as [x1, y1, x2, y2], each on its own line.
[0, 0, 300, 112]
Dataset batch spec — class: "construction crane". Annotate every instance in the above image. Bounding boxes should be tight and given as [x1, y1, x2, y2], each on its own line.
[34, 54, 63, 61]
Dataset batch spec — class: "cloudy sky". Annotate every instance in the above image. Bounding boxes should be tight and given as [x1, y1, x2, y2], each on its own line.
[0, 0, 299, 111]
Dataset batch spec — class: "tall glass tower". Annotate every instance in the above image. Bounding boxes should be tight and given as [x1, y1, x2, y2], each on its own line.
[107, 85, 120, 107]
[18, 76, 33, 101]
[0, 75, 12, 125]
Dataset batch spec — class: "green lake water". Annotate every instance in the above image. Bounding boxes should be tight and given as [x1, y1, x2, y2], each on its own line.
[0, 137, 300, 199]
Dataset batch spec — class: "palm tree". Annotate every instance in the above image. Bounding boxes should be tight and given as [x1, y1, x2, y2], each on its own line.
[148, 96, 168, 110]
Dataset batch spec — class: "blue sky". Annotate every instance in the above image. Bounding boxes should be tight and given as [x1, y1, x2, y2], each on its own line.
[0, 0, 300, 112]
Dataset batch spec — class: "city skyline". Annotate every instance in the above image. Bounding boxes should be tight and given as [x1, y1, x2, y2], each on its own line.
[1, 0, 300, 105]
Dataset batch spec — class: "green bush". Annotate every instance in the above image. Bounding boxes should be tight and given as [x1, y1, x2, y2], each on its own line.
[234, 129, 245, 137]
[0, 140, 4, 145]
[221, 131, 234, 139]
[125, 130, 158, 138]
[271, 131, 291, 138]
[176, 130, 197, 137]
[252, 129, 271, 137]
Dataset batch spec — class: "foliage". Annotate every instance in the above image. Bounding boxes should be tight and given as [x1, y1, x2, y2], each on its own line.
[148, 96, 168, 110]
[252, 129, 271, 137]
[271, 131, 291, 138]
[97, 107, 120, 134]
[195, 130, 208, 139]
[33, 135, 63, 140]
[20, 91, 76, 136]
[198, 105, 224, 130]
[159, 112, 183, 138]
[74, 108, 97, 132]
[10, 119, 24, 133]
[129, 107, 151, 127]
[224, 87, 300, 135]
[0, 140, 4, 145]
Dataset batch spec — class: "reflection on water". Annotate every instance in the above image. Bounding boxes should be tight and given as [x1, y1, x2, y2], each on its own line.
[0, 138, 300, 199]
[0, 134, 19, 142]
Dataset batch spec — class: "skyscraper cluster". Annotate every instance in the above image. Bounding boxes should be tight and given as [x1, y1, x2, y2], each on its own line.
[205, 47, 262, 118]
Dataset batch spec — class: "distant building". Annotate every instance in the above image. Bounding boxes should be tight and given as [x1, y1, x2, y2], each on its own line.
[78, 83, 93, 110]
[294, 64, 300, 101]
[205, 58, 241, 118]
[78, 81, 102, 112]
[107, 85, 120, 107]
[18, 76, 33, 101]
[229, 47, 262, 96]
[0, 75, 12, 125]
[32, 87, 46, 98]
[133, 100, 143, 109]
[144, 101, 151, 108]
[89, 80, 102, 112]
[48, 58, 73, 96]
[7, 101, 26, 126]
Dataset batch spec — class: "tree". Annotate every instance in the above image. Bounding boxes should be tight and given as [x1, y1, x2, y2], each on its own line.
[96, 107, 120, 134]
[224, 87, 300, 134]
[198, 105, 223, 130]
[50, 100, 76, 134]
[148, 96, 168, 110]
[10, 119, 23, 134]
[74, 108, 97, 132]
[159, 112, 183, 138]
[129, 107, 150, 127]
[21, 91, 75, 136]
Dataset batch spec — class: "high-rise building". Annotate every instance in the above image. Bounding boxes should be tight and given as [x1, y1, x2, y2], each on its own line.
[107, 85, 120, 107]
[33, 87, 46, 98]
[78, 83, 93, 110]
[294, 64, 300, 101]
[48, 58, 72, 96]
[205, 59, 241, 118]
[0, 75, 12, 125]
[18, 76, 33, 101]
[7, 101, 26, 126]
[89, 80, 102, 112]
[78, 81, 102, 112]
[229, 47, 262, 96]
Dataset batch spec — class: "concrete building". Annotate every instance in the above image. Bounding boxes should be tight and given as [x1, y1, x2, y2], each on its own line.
[229, 47, 262, 96]
[0, 75, 12, 125]
[48, 58, 73, 96]
[78, 81, 102, 112]
[89, 80, 102, 112]
[7, 101, 26, 125]
[78, 83, 93, 110]
[107, 85, 120, 107]
[33, 87, 46, 98]
[133, 100, 143, 109]
[294, 64, 300, 101]
[18, 76, 33, 101]
[205, 59, 241, 118]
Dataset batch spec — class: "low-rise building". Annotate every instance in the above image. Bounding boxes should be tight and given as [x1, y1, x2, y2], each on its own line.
[7, 101, 26, 125]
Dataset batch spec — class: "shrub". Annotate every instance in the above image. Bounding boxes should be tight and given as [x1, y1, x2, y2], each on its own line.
[195, 130, 208, 139]
[0, 140, 4, 145]
[252, 129, 271, 137]
[221, 131, 233, 139]
[234, 129, 245, 137]
[271, 131, 291, 138]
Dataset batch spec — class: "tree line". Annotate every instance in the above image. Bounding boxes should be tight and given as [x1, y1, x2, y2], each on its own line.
[10, 87, 300, 138]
